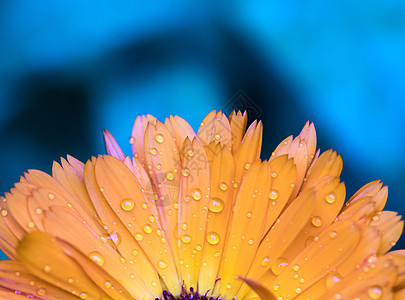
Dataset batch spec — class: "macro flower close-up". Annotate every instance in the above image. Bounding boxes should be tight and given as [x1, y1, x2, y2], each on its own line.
[0, 110, 404, 300]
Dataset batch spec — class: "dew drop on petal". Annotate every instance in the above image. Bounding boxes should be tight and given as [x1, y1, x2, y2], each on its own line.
[191, 188, 202, 200]
[155, 134, 164, 143]
[182, 168, 190, 177]
[311, 216, 323, 227]
[48, 193, 55, 200]
[187, 149, 194, 157]
[326, 272, 341, 289]
[80, 293, 88, 299]
[43, 265, 51, 272]
[37, 288, 46, 296]
[181, 234, 192, 244]
[219, 182, 228, 191]
[271, 258, 289, 275]
[368, 286, 382, 299]
[181, 222, 187, 230]
[1, 210, 8, 216]
[89, 252, 104, 267]
[150, 148, 158, 155]
[121, 198, 135, 211]
[206, 232, 220, 245]
[261, 257, 270, 267]
[104, 281, 112, 288]
[166, 171, 175, 181]
[329, 231, 338, 239]
[209, 198, 224, 213]
[244, 163, 251, 170]
[143, 224, 152, 234]
[158, 260, 168, 269]
[134, 233, 143, 241]
[269, 189, 279, 200]
[325, 193, 336, 204]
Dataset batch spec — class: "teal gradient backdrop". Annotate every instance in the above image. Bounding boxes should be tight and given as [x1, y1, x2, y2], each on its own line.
[0, 1, 404, 261]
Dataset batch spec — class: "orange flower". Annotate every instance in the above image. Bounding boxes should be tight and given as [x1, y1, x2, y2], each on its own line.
[0, 110, 404, 299]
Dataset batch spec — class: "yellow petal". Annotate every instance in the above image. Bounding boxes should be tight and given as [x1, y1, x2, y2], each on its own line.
[144, 120, 181, 256]
[197, 110, 232, 149]
[17, 231, 120, 299]
[217, 162, 271, 297]
[177, 138, 210, 288]
[94, 155, 180, 294]
[0, 260, 80, 300]
[130, 114, 157, 165]
[238, 277, 277, 300]
[233, 120, 263, 188]
[370, 211, 404, 254]
[198, 145, 235, 292]
[228, 110, 247, 154]
[271, 220, 361, 299]
[164, 115, 196, 150]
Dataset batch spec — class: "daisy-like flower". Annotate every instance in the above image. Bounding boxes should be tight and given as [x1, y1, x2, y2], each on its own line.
[0, 110, 404, 300]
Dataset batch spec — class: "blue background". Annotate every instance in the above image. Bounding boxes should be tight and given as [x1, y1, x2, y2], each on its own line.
[0, 1, 404, 259]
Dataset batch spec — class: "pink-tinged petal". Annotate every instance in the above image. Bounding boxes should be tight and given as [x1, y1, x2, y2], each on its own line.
[103, 129, 125, 161]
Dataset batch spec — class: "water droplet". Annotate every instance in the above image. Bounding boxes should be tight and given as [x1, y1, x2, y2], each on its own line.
[219, 182, 228, 191]
[149, 215, 155, 222]
[262, 257, 270, 267]
[206, 232, 220, 245]
[271, 258, 289, 275]
[290, 183, 295, 188]
[269, 189, 279, 200]
[368, 286, 382, 299]
[48, 193, 55, 200]
[158, 260, 168, 269]
[155, 134, 164, 143]
[311, 216, 323, 227]
[181, 234, 192, 244]
[132, 249, 139, 256]
[209, 198, 224, 213]
[67, 278, 74, 283]
[271, 172, 277, 178]
[129, 136, 135, 144]
[215, 134, 221, 140]
[246, 212, 252, 218]
[80, 292, 88, 299]
[181, 222, 187, 230]
[326, 272, 341, 289]
[134, 233, 143, 241]
[150, 148, 158, 155]
[166, 172, 175, 181]
[273, 284, 280, 291]
[156, 164, 162, 169]
[27, 221, 35, 228]
[182, 168, 190, 177]
[295, 287, 302, 294]
[121, 198, 135, 211]
[293, 264, 300, 271]
[105, 280, 112, 288]
[89, 252, 104, 266]
[248, 239, 254, 245]
[191, 188, 202, 200]
[244, 163, 251, 170]
[143, 224, 152, 234]
[329, 231, 338, 239]
[372, 215, 380, 222]
[37, 288, 46, 296]
[325, 193, 336, 204]
[187, 149, 194, 157]
[1, 210, 8, 216]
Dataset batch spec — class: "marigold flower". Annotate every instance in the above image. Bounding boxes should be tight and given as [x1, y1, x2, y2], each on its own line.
[0, 110, 404, 300]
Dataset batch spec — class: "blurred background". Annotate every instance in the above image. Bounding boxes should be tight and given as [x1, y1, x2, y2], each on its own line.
[0, 1, 404, 260]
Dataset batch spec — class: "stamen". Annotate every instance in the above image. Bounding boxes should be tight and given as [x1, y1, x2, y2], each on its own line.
[156, 284, 225, 300]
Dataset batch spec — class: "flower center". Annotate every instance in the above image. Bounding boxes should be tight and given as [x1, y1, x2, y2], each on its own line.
[156, 285, 224, 300]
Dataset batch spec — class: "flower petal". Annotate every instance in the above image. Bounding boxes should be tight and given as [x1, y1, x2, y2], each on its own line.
[228, 110, 247, 154]
[198, 144, 235, 293]
[238, 276, 276, 300]
[177, 138, 210, 288]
